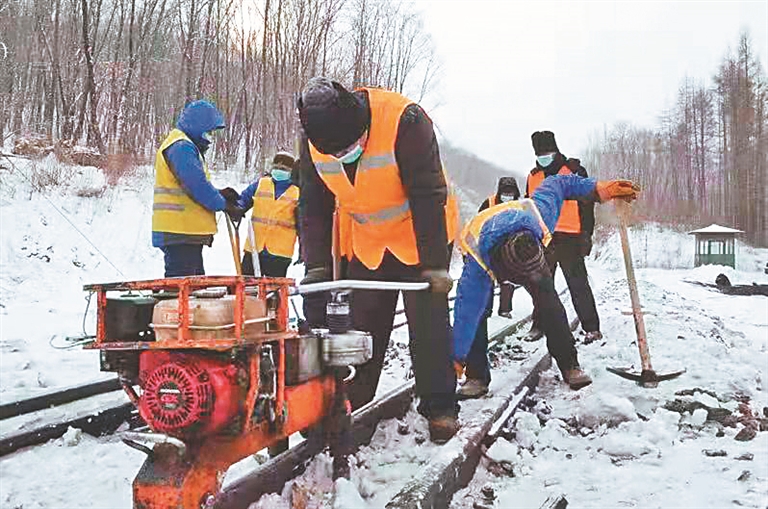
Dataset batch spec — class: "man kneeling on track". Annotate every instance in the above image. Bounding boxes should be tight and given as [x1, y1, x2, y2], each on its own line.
[452, 174, 640, 397]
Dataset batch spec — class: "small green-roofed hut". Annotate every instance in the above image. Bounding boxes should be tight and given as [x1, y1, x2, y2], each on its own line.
[688, 224, 743, 269]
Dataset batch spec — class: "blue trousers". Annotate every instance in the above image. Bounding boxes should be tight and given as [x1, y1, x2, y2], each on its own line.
[160, 244, 205, 277]
[465, 290, 492, 384]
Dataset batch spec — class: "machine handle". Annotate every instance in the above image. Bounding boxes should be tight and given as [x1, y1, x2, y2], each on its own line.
[121, 431, 186, 456]
[293, 279, 431, 295]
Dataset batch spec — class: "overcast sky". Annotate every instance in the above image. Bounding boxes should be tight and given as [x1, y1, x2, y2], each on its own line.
[413, 0, 768, 178]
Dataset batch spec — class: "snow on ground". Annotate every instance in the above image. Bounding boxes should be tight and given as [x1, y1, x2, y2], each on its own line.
[450, 236, 768, 509]
[0, 157, 305, 404]
[1, 156, 767, 508]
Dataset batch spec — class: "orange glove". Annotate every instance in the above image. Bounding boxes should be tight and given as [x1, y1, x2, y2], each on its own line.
[454, 361, 466, 380]
[595, 180, 640, 202]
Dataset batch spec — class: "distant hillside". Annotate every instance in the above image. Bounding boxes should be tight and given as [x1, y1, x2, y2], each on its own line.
[440, 141, 521, 221]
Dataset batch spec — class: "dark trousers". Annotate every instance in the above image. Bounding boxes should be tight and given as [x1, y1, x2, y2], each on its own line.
[498, 283, 516, 314]
[161, 244, 204, 277]
[527, 270, 580, 372]
[347, 253, 457, 419]
[534, 235, 600, 333]
[242, 251, 291, 277]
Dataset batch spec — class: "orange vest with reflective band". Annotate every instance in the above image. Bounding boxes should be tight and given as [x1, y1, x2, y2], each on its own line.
[459, 199, 551, 279]
[488, 194, 498, 207]
[309, 88, 459, 270]
[526, 166, 581, 234]
[244, 177, 299, 257]
[152, 129, 217, 235]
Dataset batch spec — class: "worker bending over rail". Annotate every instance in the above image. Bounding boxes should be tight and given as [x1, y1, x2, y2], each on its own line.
[453, 174, 640, 398]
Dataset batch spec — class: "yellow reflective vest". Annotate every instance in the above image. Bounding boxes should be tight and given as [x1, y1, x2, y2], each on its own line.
[244, 177, 299, 257]
[458, 199, 552, 278]
[308, 88, 459, 270]
[152, 129, 217, 235]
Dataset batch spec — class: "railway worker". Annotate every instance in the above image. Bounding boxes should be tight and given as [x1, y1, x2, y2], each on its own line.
[152, 99, 245, 277]
[235, 152, 300, 277]
[525, 131, 602, 344]
[296, 77, 461, 443]
[453, 174, 640, 397]
[477, 176, 522, 319]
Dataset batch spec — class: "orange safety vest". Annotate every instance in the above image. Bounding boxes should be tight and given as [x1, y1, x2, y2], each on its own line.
[526, 166, 581, 234]
[244, 177, 299, 257]
[459, 199, 551, 279]
[309, 88, 459, 270]
[488, 194, 498, 207]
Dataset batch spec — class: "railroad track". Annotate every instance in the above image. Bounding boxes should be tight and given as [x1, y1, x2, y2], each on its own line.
[214, 310, 578, 509]
[1, 285, 575, 509]
[0, 284, 491, 457]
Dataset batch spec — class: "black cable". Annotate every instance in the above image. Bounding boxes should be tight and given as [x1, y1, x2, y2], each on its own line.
[1, 152, 127, 279]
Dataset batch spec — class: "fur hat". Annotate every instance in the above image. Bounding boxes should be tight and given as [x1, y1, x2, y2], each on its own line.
[531, 131, 559, 156]
[297, 77, 368, 155]
[497, 177, 520, 199]
[272, 151, 295, 171]
[490, 231, 547, 285]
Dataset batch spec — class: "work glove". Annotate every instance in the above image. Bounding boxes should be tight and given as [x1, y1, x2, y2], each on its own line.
[301, 265, 332, 328]
[579, 233, 593, 257]
[219, 187, 240, 204]
[421, 268, 453, 293]
[301, 265, 332, 285]
[595, 180, 640, 203]
[223, 202, 246, 222]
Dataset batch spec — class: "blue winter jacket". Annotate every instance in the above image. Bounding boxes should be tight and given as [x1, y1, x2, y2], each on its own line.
[452, 174, 598, 362]
[152, 100, 226, 247]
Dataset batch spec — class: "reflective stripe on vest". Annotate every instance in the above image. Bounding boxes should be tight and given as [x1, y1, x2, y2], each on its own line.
[244, 177, 299, 257]
[151, 128, 217, 235]
[488, 194, 498, 207]
[309, 88, 458, 270]
[459, 198, 551, 278]
[526, 166, 581, 234]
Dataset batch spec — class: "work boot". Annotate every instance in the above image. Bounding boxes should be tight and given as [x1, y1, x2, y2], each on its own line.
[562, 367, 593, 390]
[456, 378, 489, 400]
[428, 415, 459, 444]
[523, 325, 542, 342]
[583, 330, 603, 344]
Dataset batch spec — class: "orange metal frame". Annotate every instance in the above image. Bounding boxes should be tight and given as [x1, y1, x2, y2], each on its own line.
[85, 276, 337, 509]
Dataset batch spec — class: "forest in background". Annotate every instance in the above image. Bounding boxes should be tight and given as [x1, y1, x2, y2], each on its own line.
[0, 0, 440, 174]
[584, 33, 767, 246]
[1, 2, 765, 246]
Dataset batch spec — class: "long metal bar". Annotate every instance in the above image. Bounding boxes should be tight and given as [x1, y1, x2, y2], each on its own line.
[294, 279, 430, 295]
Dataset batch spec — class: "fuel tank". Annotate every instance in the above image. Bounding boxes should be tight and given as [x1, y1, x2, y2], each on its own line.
[152, 289, 268, 341]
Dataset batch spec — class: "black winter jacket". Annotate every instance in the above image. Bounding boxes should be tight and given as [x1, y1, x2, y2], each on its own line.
[525, 153, 595, 236]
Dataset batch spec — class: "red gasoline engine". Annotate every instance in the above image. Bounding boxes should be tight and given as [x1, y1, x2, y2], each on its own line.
[82, 276, 379, 509]
[137, 351, 240, 438]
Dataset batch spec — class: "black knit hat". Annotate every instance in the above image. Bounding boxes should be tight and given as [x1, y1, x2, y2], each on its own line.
[531, 131, 559, 156]
[490, 231, 547, 285]
[298, 77, 369, 155]
[272, 151, 295, 171]
[497, 177, 520, 199]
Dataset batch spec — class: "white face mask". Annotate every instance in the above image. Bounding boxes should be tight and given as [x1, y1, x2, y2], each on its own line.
[338, 144, 364, 164]
[500, 194, 516, 203]
[537, 154, 555, 167]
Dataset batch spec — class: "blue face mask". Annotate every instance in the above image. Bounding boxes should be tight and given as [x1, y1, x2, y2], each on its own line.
[537, 154, 554, 167]
[271, 169, 292, 181]
[500, 194, 516, 203]
[338, 144, 364, 164]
